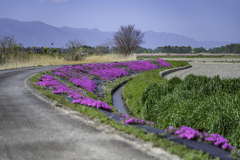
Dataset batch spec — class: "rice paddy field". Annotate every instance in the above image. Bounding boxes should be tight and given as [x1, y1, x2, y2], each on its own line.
[137, 53, 240, 59]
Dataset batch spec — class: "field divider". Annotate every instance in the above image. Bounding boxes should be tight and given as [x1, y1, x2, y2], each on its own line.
[159, 65, 192, 78]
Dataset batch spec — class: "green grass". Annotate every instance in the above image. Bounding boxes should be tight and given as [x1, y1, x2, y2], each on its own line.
[30, 61, 222, 160]
[122, 60, 189, 114]
[125, 73, 240, 149]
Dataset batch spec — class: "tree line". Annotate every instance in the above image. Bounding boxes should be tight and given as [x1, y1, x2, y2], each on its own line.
[1, 24, 240, 64]
[153, 46, 192, 53]
[1, 36, 239, 56]
[193, 43, 240, 54]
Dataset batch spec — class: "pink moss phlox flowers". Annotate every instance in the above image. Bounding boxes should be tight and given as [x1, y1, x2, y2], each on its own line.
[155, 59, 171, 67]
[205, 133, 235, 150]
[122, 114, 128, 119]
[35, 75, 59, 87]
[118, 61, 159, 72]
[174, 126, 202, 140]
[125, 118, 135, 124]
[70, 77, 96, 92]
[53, 66, 97, 92]
[72, 98, 112, 110]
[35, 75, 112, 111]
[51, 59, 170, 92]
[165, 125, 236, 151]
[89, 68, 129, 80]
[35, 75, 85, 99]
[120, 114, 154, 125]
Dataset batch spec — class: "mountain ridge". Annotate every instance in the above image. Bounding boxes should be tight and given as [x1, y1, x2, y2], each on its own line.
[0, 18, 233, 49]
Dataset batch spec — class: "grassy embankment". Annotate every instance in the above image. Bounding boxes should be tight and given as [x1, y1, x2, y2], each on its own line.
[122, 61, 240, 151]
[30, 60, 220, 160]
[122, 60, 189, 111]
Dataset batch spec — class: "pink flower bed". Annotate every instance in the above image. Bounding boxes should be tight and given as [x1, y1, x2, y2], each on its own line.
[52, 60, 171, 92]
[165, 126, 236, 151]
[35, 75, 112, 111]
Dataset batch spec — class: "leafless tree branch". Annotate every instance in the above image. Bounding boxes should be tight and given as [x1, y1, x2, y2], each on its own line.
[113, 25, 144, 56]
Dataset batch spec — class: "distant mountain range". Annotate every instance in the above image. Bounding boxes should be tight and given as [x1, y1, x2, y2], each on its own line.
[0, 18, 234, 49]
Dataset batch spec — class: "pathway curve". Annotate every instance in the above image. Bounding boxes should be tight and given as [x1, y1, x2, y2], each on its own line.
[0, 66, 180, 160]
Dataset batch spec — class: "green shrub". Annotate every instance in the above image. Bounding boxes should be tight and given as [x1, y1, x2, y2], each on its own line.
[52, 48, 56, 53]
[43, 48, 47, 53]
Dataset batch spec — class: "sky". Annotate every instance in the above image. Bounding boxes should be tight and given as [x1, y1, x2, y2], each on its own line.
[0, 0, 240, 42]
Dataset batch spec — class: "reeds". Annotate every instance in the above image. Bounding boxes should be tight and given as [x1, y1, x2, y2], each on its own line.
[0, 53, 137, 70]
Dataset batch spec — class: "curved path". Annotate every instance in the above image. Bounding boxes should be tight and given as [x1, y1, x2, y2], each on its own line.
[164, 62, 240, 80]
[0, 66, 180, 160]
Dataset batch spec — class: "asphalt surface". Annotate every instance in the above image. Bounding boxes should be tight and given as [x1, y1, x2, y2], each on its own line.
[0, 66, 180, 160]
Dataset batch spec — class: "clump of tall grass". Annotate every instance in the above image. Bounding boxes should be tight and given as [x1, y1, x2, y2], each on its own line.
[133, 74, 240, 148]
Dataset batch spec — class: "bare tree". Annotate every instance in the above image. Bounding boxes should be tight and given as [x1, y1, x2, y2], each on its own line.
[65, 39, 86, 61]
[0, 35, 16, 65]
[113, 25, 144, 56]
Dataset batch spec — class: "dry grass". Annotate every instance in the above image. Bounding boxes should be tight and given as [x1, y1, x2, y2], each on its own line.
[83, 54, 136, 63]
[0, 53, 137, 70]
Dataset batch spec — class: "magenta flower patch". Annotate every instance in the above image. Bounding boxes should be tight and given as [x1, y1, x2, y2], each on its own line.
[51, 59, 169, 93]
[35, 75, 112, 111]
[120, 114, 154, 125]
[164, 125, 236, 151]
[155, 59, 171, 67]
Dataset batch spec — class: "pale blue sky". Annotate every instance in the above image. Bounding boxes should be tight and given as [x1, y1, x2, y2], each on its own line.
[0, 0, 239, 42]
